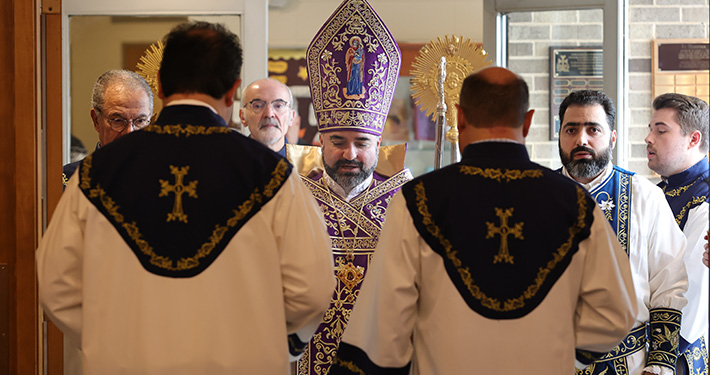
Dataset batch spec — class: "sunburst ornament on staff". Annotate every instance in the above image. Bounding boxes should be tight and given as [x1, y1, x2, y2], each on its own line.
[136, 40, 164, 98]
[410, 35, 491, 144]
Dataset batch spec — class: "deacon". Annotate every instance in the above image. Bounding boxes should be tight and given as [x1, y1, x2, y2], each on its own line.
[557, 90, 688, 375]
[63, 69, 153, 186]
[645, 93, 709, 375]
[288, 1, 412, 373]
[329, 67, 638, 374]
[37, 21, 334, 374]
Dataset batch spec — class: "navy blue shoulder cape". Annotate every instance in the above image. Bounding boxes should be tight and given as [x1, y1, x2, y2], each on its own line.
[402, 142, 596, 319]
[78, 105, 292, 278]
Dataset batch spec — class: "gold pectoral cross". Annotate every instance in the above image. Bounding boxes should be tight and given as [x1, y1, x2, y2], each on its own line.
[159, 165, 198, 223]
[486, 207, 524, 264]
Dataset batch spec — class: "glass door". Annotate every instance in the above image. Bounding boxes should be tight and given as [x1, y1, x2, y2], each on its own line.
[482, 0, 628, 168]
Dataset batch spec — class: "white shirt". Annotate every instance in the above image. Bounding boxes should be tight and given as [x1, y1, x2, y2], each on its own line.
[679, 201, 709, 349]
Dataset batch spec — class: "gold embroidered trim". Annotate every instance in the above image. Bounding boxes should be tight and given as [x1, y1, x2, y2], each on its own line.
[459, 165, 543, 182]
[143, 124, 232, 136]
[413, 181, 588, 312]
[648, 308, 682, 369]
[332, 357, 367, 375]
[82, 158, 289, 272]
[350, 169, 411, 207]
[675, 196, 707, 225]
[301, 170, 410, 241]
[79, 155, 93, 190]
[62, 173, 68, 186]
[331, 238, 379, 252]
[664, 183, 691, 197]
[616, 172, 632, 253]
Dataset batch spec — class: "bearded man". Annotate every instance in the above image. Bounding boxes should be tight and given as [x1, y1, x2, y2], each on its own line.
[286, 0, 412, 373]
[558, 90, 688, 375]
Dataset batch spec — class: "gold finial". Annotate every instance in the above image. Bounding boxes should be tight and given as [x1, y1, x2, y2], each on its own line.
[136, 40, 165, 98]
[410, 35, 491, 144]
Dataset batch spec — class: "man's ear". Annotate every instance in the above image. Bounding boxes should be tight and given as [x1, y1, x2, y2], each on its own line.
[91, 108, 100, 132]
[225, 79, 242, 107]
[689, 130, 702, 149]
[522, 109, 534, 137]
[456, 104, 467, 133]
[611, 129, 618, 149]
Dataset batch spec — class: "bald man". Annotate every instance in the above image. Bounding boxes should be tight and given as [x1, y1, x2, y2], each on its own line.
[329, 67, 637, 375]
[239, 78, 295, 156]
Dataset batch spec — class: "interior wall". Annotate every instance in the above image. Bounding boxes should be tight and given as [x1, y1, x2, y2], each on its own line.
[69, 15, 241, 155]
[69, 16, 183, 152]
[268, 0, 485, 48]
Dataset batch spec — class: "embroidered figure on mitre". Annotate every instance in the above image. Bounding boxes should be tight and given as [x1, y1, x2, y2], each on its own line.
[344, 36, 365, 100]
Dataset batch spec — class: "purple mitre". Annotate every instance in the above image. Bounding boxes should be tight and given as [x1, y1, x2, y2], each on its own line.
[306, 0, 402, 136]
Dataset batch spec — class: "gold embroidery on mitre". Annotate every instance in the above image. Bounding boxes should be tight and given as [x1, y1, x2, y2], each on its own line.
[159, 165, 199, 223]
[486, 207, 524, 264]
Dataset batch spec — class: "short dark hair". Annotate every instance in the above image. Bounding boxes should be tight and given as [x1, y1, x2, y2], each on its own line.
[160, 21, 243, 99]
[458, 72, 529, 128]
[559, 90, 616, 131]
[653, 93, 709, 153]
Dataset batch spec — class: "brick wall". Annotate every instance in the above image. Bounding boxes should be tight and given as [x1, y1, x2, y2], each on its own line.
[507, 1, 709, 180]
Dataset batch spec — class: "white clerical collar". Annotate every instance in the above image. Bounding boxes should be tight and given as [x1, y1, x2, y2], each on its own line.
[561, 161, 614, 191]
[166, 99, 218, 114]
[323, 171, 374, 202]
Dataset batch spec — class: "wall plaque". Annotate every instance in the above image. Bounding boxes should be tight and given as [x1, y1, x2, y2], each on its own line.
[549, 47, 603, 140]
[653, 39, 710, 104]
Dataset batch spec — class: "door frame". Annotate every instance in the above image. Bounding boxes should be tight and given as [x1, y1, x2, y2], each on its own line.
[41, 1, 268, 373]
[482, 0, 629, 166]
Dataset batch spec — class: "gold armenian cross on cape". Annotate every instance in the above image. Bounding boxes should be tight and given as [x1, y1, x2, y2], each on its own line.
[159, 165, 198, 223]
[486, 207, 524, 264]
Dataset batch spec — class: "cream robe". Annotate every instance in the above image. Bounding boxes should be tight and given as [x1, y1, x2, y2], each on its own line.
[562, 163, 689, 375]
[339, 193, 638, 374]
[37, 171, 334, 375]
[680, 202, 709, 349]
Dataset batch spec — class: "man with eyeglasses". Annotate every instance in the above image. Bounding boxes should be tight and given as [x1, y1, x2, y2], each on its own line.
[240, 78, 294, 157]
[38, 21, 333, 374]
[62, 69, 153, 187]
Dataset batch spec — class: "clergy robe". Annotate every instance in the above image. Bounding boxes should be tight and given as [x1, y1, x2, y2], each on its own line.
[287, 144, 412, 375]
[37, 104, 334, 375]
[331, 142, 638, 374]
[658, 157, 709, 373]
[561, 162, 689, 375]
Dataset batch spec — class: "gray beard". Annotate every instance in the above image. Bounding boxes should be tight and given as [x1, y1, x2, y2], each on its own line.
[559, 144, 612, 180]
[323, 156, 377, 192]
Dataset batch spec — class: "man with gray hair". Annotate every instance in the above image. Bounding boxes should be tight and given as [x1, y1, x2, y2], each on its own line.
[239, 78, 294, 156]
[62, 69, 153, 186]
[645, 93, 709, 375]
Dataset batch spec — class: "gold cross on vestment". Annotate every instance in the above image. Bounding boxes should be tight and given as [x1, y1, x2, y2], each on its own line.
[486, 207, 524, 264]
[159, 165, 198, 223]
